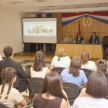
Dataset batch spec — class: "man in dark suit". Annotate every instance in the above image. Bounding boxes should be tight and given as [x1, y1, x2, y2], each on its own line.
[89, 32, 99, 44]
[0, 46, 28, 92]
[73, 34, 84, 44]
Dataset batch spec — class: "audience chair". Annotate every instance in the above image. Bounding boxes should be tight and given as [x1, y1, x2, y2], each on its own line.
[81, 69, 92, 78]
[0, 103, 9, 108]
[52, 67, 65, 75]
[29, 78, 44, 100]
[103, 36, 108, 53]
[62, 82, 80, 105]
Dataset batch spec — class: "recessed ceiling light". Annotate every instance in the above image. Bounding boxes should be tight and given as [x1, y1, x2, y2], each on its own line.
[7, 1, 25, 4]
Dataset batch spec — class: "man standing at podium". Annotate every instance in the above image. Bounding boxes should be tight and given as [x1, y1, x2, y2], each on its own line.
[89, 32, 99, 44]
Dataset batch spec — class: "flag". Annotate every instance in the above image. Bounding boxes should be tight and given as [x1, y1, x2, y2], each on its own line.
[77, 22, 81, 38]
[35, 13, 52, 18]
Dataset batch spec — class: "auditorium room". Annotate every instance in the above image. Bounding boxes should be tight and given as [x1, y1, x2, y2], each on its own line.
[0, 0, 108, 108]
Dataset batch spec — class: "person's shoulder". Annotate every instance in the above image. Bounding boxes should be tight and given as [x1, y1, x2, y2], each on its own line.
[11, 87, 20, 94]
[61, 69, 69, 74]
[53, 56, 58, 59]
[64, 56, 70, 60]
[79, 70, 85, 74]
[88, 61, 95, 64]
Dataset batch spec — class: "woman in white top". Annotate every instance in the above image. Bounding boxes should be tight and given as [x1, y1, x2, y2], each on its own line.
[0, 67, 26, 108]
[81, 50, 96, 71]
[50, 48, 71, 70]
[73, 71, 108, 108]
[30, 51, 50, 78]
[0, 55, 2, 61]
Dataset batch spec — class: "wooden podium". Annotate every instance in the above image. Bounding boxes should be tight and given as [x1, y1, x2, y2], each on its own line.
[55, 44, 103, 59]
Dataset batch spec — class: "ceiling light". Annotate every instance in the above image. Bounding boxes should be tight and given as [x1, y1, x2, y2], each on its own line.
[32, 0, 51, 2]
[7, 1, 25, 4]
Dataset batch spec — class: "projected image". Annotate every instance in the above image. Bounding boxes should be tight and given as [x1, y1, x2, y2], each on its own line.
[27, 26, 39, 34]
[40, 25, 53, 34]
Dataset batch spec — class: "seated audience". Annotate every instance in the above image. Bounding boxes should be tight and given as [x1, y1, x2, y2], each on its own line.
[89, 32, 99, 44]
[81, 50, 96, 71]
[61, 32, 72, 43]
[60, 56, 87, 89]
[33, 72, 70, 108]
[73, 34, 84, 44]
[30, 51, 50, 78]
[0, 46, 27, 92]
[50, 48, 71, 70]
[0, 67, 27, 108]
[96, 59, 108, 83]
[0, 55, 2, 61]
[73, 72, 108, 108]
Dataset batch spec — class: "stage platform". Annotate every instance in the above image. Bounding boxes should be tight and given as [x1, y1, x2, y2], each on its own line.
[14, 51, 55, 59]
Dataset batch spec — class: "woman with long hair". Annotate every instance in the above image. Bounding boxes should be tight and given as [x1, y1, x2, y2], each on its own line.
[73, 72, 108, 108]
[96, 59, 108, 83]
[33, 72, 70, 108]
[50, 48, 71, 70]
[30, 51, 50, 78]
[0, 67, 26, 108]
[60, 56, 87, 89]
[81, 50, 96, 71]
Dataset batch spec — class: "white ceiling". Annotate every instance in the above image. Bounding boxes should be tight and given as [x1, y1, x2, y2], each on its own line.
[0, 0, 108, 13]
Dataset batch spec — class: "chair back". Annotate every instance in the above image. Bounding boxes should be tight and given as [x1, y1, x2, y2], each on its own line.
[29, 78, 43, 99]
[26, 65, 32, 69]
[13, 77, 20, 88]
[81, 69, 92, 78]
[103, 36, 108, 46]
[62, 82, 80, 99]
[0, 103, 9, 108]
[52, 67, 65, 75]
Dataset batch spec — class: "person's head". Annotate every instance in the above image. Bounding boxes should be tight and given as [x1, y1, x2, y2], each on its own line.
[81, 50, 89, 65]
[41, 72, 67, 101]
[0, 67, 16, 100]
[3, 46, 13, 58]
[69, 56, 81, 77]
[57, 48, 66, 61]
[66, 32, 70, 37]
[93, 32, 96, 36]
[78, 34, 81, 38]
[86, 71, 107, 98]
[33, 51, 45, 71]
[96, 59, 107, 76]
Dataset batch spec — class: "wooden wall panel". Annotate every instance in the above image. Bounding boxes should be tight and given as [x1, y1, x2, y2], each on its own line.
[53, 13, 108, 43]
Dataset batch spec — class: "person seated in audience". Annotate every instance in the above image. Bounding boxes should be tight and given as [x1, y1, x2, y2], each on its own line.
[89, 32, 99, 44]
[60, 56, 87, 89]
[30, 51, 50, 78]
[73, 34, 84, 44]
[0, 55, 2, 61]
[33, 72, 70, 108]
[81, 50, 96, 71]
[50, 48, 71, 70]
[61, 32, 72, 43]
[0, 46, 28, 92]
[72, 72, 108, 108]
[96, 59, 108, 83]
[0, 67, 27, 108]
